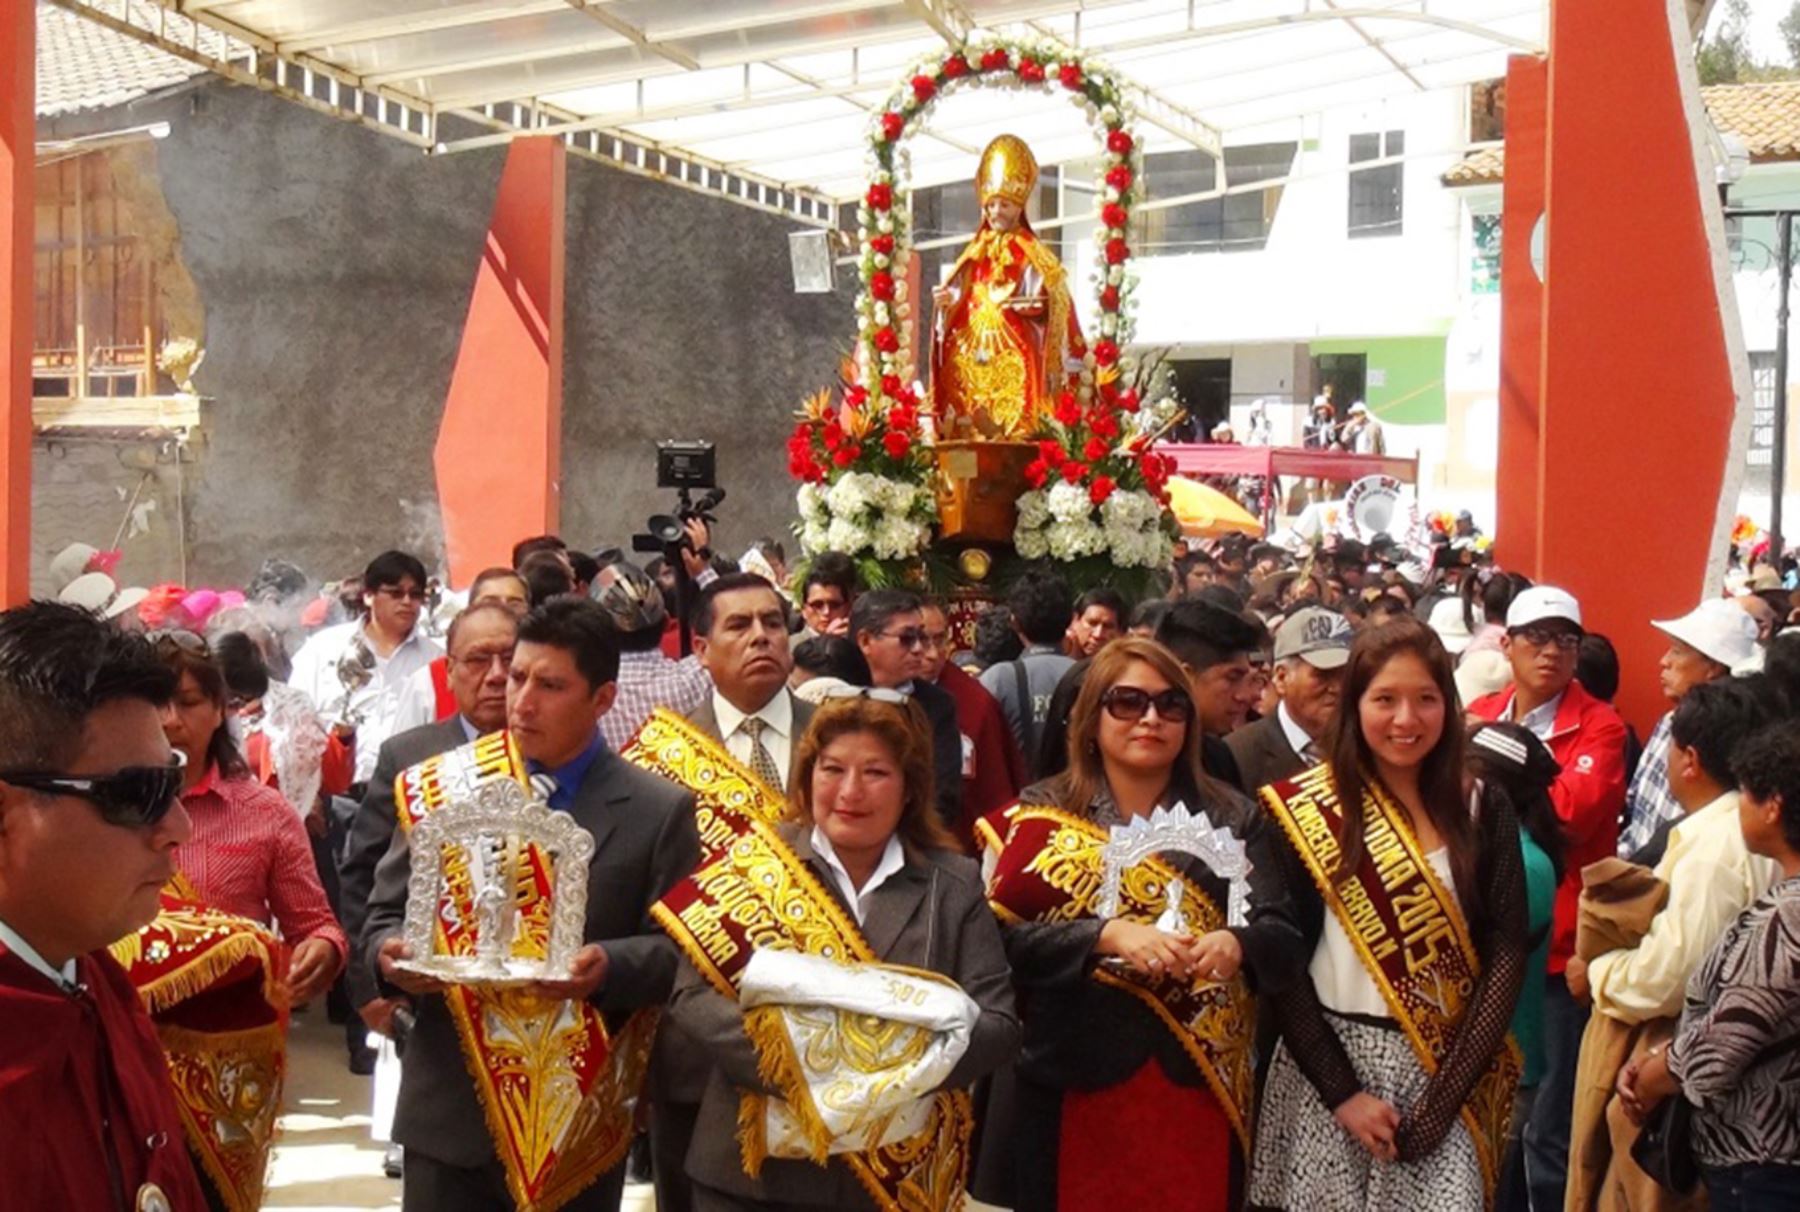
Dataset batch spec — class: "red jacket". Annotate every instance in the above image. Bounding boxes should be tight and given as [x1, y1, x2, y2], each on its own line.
[935, 662, 1027, 850]
[1470, 679, 1627, 973]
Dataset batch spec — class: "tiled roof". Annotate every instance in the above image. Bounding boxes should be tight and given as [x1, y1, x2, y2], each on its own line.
[35, 1, 224, 118]
[1442, 80, 1800, 186]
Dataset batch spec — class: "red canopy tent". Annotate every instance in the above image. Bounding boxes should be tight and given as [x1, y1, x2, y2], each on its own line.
[1156, 443, 1421, 523]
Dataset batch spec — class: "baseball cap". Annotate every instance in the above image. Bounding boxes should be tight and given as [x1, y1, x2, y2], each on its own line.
[1651, 599, 1759, 671]
[1505, 586, 1582, 632]
[1427, 597, 1474, 653]
[1273, 607, 1354, 669]
[590, 561, 667, 634]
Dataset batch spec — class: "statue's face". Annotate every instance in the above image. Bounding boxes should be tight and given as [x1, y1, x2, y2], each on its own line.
[983, 196, 1024, 232]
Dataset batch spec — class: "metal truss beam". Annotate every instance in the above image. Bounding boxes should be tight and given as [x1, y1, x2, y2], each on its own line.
[562, 1, 701, 72]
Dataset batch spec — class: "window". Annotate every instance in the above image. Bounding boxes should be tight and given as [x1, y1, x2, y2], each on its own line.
[1749, 351, 1777, 475]
[1348, 129, 1404, 238]
[1471, 214, 1501, 294]
[1130, 142, 1296, 255]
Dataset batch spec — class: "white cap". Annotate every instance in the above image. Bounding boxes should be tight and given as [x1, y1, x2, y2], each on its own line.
[1348, 402, 1369, 417]
[1455, 648, 1514, 704]
[58, 572, 149, 621]
[47, 542, 98, 595]
[1506, 585, 1582, 631]
[1651, 599, 1759, 671]
[1428, 597, 1473, 653]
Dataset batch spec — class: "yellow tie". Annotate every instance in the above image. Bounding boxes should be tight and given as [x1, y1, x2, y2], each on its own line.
[742, 717, 784, 791]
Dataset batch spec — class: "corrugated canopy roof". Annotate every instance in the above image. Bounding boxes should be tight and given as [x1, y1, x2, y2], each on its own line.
[45, 0, 1547, 221]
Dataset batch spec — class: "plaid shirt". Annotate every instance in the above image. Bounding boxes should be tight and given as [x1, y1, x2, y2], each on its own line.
[175, 764, 348, 962]
[1618, 712, 1681, 860]
[600, 649, 713, 750]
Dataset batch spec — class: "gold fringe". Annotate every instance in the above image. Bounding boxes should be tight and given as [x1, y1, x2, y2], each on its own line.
[735, 1093, 771, 1179]
[741, 1005, 836, 1165]
[122, 930, 283, 1017]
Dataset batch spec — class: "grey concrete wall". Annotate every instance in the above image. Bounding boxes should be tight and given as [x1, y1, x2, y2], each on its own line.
[33, 79, 851, 589]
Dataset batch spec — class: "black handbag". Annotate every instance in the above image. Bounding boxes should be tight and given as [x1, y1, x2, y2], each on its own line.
[1631, 1093, 1698, 1195]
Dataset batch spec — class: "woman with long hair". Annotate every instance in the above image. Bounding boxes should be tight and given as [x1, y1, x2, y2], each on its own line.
[1251, 617, 1527, 1210]
[980, 637, 1305, 1211]
[661, 693, 1018, 1209]
[156, 632, 346, 1002]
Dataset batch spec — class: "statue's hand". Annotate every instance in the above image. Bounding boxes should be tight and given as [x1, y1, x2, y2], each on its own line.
[932, 284, 955, 311]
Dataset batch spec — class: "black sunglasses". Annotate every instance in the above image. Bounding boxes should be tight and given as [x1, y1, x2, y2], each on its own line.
[150, 629, 210, 658]
[1, 752, 188, 827]
[1100, 686, 1194, 724]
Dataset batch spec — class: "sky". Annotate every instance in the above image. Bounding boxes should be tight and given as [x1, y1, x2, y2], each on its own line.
[1728, 0, 1798, 65]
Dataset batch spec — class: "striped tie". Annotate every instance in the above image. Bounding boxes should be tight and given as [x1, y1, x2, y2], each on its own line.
[742, 717, 784, 791]
[528, 772, 559, 807]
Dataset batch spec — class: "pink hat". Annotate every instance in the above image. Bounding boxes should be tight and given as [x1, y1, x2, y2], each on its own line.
[180, 589, 222, 628]
[217, 590, 246, 611]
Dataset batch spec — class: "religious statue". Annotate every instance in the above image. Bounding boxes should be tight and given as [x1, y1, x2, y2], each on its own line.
[930, 134, 1084, 440]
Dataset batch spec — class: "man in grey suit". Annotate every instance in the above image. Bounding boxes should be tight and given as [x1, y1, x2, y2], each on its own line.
[364, 597, 700, 1212]
[649, 572, 817, 1212]
[1225, 606, 1351, 794]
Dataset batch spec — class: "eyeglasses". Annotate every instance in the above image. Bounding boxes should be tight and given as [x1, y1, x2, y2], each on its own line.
[1100, 686, 1194, 724]
[1, 752, 188, 828]
[817, 686, 912, 706]
[804, 598, 850, 616]
[452, 648, 513, 673]
[375, 586, 428, 603]
[1512, 625, 1582, 653]
[877, 627, 930, 650]
[150, 629, 209, 658]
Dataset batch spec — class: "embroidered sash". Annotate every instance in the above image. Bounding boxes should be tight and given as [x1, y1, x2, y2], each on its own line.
[1261, 764, 1522, 1205]
[632, 712, 974, 1212]
[975, 802, 1256, 1152]
[111, 874, 287, 1212]
[394, 731, 653, 1212]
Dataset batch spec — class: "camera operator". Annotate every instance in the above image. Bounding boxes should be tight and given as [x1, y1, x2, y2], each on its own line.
[592, 560, 712, 750]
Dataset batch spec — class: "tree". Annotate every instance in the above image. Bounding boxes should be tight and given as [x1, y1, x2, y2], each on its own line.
[1698, 0, 1754, 84]
[1782, 0, 1800, 69]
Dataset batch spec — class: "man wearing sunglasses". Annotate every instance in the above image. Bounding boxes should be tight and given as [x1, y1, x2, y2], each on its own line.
[850, 589, 965, 833]
[0, 601, 207, 1210]
[1468, 584, 1628, 1212]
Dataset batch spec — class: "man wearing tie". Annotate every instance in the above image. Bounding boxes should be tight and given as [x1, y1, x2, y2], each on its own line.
[649, 571, 815, 1212]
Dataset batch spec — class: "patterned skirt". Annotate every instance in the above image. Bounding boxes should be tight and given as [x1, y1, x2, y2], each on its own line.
[1249, 1013, 1485, 1212]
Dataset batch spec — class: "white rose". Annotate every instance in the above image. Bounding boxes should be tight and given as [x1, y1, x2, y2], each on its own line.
[879, 215, 895, 234]
[1108, 266, 1125, 286]
[874, 303, 890, 325]
[1047, 481, 1092, 525]
[826, 517, 870, 556]
[1100, 316, 1117, 337]
[874, 252, 891, 270]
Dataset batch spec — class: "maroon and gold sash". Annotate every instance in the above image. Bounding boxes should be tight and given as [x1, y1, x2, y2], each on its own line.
[394, 731, 653, 1212]
[1261, 765, 1522, 1204]
[630, 710, 975, 1212]
[111, 873, 287, 1212]
[975, 802, 1256, 1152]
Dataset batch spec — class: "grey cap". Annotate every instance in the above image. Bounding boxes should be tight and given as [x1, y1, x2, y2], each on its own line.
[1273, 607, 1354, 669]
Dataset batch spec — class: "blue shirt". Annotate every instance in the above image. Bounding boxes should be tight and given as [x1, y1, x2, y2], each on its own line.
[526, 729, 606, 811]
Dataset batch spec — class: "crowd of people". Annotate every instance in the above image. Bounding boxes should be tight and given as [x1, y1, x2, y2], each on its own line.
[3, 520, 1800, 1212]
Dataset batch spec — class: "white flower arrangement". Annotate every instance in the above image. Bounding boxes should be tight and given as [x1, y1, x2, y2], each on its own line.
[1013, 485, 1169, 569]
[797, 471, 934, 561]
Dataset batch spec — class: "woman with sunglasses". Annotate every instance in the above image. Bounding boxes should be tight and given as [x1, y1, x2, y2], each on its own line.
[1250, 617, 1527, 1211]
[978, 637, 1305, 1211]
[156, 631, 347, 1003]
[657, 693, 1018, 1210]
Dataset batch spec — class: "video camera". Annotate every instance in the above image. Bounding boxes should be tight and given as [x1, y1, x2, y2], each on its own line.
[632, 441, 725, 656]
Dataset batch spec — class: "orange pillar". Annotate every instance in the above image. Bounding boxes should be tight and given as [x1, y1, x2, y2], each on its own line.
[434, 136, 565, 587]
[1493, 54, 1547, 576]
[0, 0, 33, 604]
[1533, 0, 1741, 730]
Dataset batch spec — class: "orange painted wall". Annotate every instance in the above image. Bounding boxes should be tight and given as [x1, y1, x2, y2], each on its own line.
[1531, 0, 1739, 731]
[434, 137, 565, 587]
[1494, 55, 1546, 577]
[0, 1, 32, 605]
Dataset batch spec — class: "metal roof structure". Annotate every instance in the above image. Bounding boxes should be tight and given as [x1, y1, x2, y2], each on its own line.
[46, 0, 1549, 224]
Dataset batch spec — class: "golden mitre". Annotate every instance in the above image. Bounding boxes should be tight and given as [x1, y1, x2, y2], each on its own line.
[977, 134, 1038, 207]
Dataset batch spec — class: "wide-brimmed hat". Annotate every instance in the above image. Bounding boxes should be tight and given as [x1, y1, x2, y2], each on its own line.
[58, 572, 150, 621]
[1652, 599, 1760, 671]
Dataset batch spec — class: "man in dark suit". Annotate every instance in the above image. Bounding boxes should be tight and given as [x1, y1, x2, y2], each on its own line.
[1225, 606, 1350, 794]
[647, 572, 817, 1212]
[364, 598, 699, 1212]
[850, 589, 964, 831]
[1154, 600, 1268, 793]
[341, 604, 519, 1067]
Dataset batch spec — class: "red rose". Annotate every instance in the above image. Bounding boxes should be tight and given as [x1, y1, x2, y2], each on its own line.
[1104, 237, 1129, 265]
[1058, 63, 1083, 90]
[867, 182, 893, 210]
[1094, 339, 1119, 366]
[832, 446, 858, 467]
[888, 406, 916, 433]
[1107, 129, 1134, 155]
[880, 111, 905, 142]
[1089, 475, 1117, 505]
[1088, 410, 1119, 439]
[1023, 459, 1049, 489]
[980, 47, 1010, 72]
[1118, 388, 1140, 413]
[870, 271, 895, 300]
[822, 421, 843, 449]
[911, 75, 936, 101]
[883, 430, 912, 459]
[845, 385, 869, 407]
[942, 55, 969, 78]
[1101, 202, 1128, 229]
[873, 328, 899, 353]
[880, 374, 902, 397]
[1018, 58, 1045, 83]
[1100, 285, 1121, 311]
[1083, 436, 1110, 462]
[890, 385, 918, 408]
[1105, 164, 1133, 191]
[1038, 439, 1066, 467]
[869, 233, 895, 255]
[1053, 392, 1081, 428]
[1060, 460, 1088, 484]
